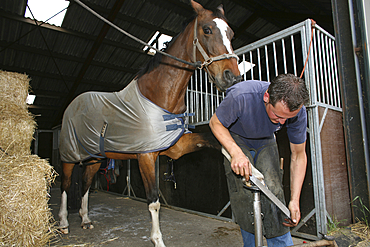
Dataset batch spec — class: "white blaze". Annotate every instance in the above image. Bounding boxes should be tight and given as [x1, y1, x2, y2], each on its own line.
[213, 18, 233, 54]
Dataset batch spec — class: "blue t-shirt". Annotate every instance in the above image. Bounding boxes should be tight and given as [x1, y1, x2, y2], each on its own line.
[216, 80, 307, 147]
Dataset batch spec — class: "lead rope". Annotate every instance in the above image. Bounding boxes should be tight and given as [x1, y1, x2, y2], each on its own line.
[72, 0, 202, 68]
[300, 19, 316, 78]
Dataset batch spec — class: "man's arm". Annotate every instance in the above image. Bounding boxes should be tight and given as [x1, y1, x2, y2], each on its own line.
[283, 141, 307, 227]
[209, 114, 251, 178]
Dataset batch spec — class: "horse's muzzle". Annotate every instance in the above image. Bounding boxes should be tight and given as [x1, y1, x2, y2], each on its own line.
[217, 70, 242, 92]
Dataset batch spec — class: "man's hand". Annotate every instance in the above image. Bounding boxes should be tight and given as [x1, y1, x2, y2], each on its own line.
[284, 141, 306, 227]
[230, 151, 252, 179]
[283, 200, 300, 227]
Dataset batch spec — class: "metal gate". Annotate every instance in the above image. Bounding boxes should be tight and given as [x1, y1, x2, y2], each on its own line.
[187, 19, 341, 240]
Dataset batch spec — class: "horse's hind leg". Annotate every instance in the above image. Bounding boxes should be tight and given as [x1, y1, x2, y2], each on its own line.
[80, 161, 101, 229]
[160, 132, 221, 160]
[137, 152, 165, 247]
[58, 162, 74, 234]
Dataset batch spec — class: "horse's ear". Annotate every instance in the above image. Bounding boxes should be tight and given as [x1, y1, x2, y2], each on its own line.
[190, 0, 205, 15]
[217, 4, 225, 16]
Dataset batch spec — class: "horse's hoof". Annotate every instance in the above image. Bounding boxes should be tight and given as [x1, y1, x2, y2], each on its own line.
[82, 222, 94, 229]
[59, 227, 69, 234]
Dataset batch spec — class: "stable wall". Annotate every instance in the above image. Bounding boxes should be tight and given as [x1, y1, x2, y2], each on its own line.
[318, 107, 351, 224]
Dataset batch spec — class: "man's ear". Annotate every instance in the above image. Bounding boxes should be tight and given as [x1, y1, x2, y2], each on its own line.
[263, 91, 270, 103]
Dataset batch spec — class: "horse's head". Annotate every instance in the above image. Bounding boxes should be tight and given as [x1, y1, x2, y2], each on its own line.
[190, 0, 241, 92]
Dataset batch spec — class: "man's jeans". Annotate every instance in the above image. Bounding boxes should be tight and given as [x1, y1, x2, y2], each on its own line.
[241, 228, 294, 247]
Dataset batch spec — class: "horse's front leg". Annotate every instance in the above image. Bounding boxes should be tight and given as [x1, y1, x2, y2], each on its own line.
[137, 152, 165, 247]
[160, 132, 221, 160]
[58, 162, 74, 234]
[79, 161, 101, 229]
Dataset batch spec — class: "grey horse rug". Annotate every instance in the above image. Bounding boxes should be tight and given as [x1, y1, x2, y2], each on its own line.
[59, 79, 193, 163]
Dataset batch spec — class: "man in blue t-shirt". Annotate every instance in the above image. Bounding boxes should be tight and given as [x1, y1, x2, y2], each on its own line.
[209, 74, 309, 246]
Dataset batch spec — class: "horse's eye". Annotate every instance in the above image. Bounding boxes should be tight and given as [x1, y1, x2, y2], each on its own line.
[203, 27, 212, 35]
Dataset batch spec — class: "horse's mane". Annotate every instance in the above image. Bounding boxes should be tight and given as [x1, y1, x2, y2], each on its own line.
[135, 18, 193, 79]
[136, 6, 226, 79]
[135, 33, 180, 79]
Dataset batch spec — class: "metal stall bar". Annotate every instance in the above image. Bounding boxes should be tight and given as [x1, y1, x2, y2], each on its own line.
[328, 39, 338, 108]
[205, 74, 209, 123]
[331, 41, 341, 108]
[265, 45, 270, 81]
[303, 20, 327, 238]
[325, 36, 334, 106]
[250, 51, 254, 80]
[200, 70, 203, 123]
[322, 34, 330, 105]
[242, 53, 246, 81]
[294, 20, 325, 239]
[282, 38, 288, 74]
[302, 19, 329, 238]
[317, 31, 326, 105]
[273, 41, 278, 77]
[291, 34, 297, 76]
[313, 29, 321, 104]
[195, 71, 199, 123]
[210, 75, 214, 115]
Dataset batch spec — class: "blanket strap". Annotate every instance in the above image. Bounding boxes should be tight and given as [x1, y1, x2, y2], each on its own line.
[162, 112, 195, 121]
[99, 122, 108, 158]
[74, 124, 108, 159]
[166, 124, 195, 131]
[163, 112, 195, 131]
[74, 128, 105, 159]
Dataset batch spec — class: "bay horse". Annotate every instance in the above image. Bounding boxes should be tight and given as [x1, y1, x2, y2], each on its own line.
[58, 1, 240, 246]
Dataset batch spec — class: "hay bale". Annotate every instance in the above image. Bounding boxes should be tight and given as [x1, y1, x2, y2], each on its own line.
[0, 154, 57, 246]
[0, 70, 30, 108]
[0, 71, 57, 246]
[0, 103, 36, 156]
[0, 71, 36, 156]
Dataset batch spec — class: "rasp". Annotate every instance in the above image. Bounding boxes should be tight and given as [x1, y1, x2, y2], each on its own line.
[249, 174, 291, 219]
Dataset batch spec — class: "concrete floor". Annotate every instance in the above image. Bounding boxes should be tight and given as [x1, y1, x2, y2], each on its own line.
[49, 185, 307, 247]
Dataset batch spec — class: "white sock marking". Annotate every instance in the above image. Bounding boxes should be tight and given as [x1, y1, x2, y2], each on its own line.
[79, 188, 93, 227]
[58, 191, 69, 229]
[149, 200, 166, 247]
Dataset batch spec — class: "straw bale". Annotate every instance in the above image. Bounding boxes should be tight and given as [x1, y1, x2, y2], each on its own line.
[0, 102, 36, 156]
[0, 71, 30, 109]
[0, 70, 35, 156]
[0, 154, 57, 246]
